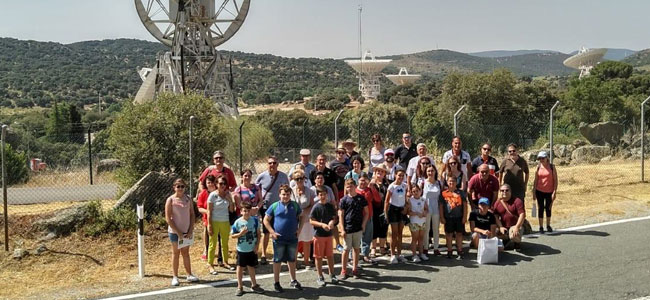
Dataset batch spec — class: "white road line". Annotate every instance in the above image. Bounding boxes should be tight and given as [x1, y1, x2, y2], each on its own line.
[101, 214, 650, 300]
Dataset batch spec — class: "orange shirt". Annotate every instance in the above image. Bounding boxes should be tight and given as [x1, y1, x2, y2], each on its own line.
[535, 164, 554, 193]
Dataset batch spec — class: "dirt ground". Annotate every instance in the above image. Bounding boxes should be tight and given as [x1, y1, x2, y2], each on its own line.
[1, 160, 648, 300]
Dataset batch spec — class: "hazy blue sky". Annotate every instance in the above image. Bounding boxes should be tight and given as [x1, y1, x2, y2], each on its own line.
[1, 0, 648, 58]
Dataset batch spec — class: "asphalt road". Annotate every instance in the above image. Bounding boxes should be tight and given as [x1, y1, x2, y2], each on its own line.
[107, 218, 650, 300]
[7, 184, 118, 204]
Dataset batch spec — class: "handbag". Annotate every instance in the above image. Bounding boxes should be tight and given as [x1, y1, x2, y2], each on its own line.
[477, 237, 499, 264]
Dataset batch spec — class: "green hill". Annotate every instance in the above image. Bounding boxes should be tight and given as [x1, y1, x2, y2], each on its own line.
[622, 49, 650, 69]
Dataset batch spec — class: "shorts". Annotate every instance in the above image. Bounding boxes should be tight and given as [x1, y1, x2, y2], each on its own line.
[237, 251, 258, 267]
[444, 218, 464, 234]
[387, 205, 405, 224]
[343, 230, 362, 250]
[272, 240, 297, 263]
[168, 233, 179, 243]
[409, 222, 425, 232]
[312, 236, 334, 258]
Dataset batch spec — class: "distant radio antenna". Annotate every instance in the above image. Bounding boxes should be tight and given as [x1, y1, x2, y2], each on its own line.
[358, 2, 363, 89]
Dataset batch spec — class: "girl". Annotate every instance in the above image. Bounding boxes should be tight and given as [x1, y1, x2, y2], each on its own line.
[292, 170, 316, 269]
[410, 157, 432, 189]
[407, 184, 428, 262]
[370, 164, 389, 257]
[207, 175, 236, 274]
[196, 175, 217, 262]
[442, 156, 468, 201]
[165, 179, 199, 286]
[423, 165, 442, 255]
[344, 156, 366, 185]
[384, 169, 408, 264]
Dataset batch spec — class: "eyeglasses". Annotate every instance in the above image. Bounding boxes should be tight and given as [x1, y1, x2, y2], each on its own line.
[500, 189, 510, 192]
[294, 177, 305, 180]
[420, 162, 430, 165]
[175, 185, 185, 189]
[217, 182, 227, 186]
[482, 148, 491, 151]
[403, 136, 411, 139]
[449, 162, 458, 165]
[372, 140, 381, 143]
[480, 171, 489, 174]
[268, 161, 278, 165]
[213, 156, 224, 160]
[508, 150, 517, 153]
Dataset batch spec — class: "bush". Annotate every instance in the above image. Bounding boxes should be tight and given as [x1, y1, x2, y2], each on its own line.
[3, 143, 29, 185]
[83, 206, 137, 237]
[221, 118, 276, 173]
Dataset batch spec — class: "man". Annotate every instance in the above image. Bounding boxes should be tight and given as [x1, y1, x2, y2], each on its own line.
[383, 148, 400, 182]
[255, 156, 290, 265]
[469, 197, 499, 250]
[289, 149, 315, 179]
[329, 147, 351, 200]
[493, 184, 526, 250]
[406, 143, 436, 186]
[394, 132, 417, 171]
[499, 143, 529, 203]
[471, 143, 499, 176]
[309, 153, 339, 197]
[264, 184, 303, 292]
[442, 136, 473, 179]
[197, 150, 237, 193]
[467, 164, 499, 211]
[342, 139, 361, 162]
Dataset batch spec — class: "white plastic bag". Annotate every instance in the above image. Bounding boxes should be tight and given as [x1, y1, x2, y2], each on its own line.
[531, 203, 537, 218]
[477, 237, 499, 264]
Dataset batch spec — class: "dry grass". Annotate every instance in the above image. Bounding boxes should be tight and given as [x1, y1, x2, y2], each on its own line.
[0, 160, 648, 300]
[6, 199, 117, 216]
[13, 170, 116, 188]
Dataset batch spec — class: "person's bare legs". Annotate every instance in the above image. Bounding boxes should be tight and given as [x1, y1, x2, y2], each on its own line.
[315, 257, 324, 278]
[352, 247, 360, 272]
[263, 234, 270, 259]
[341, 248, 350, 275]
[180, 247, 192, 275]
[389, 223, 399, 256]
[272, 262, 281, 283]
[303, 242, 311, 267]
[396, 223, 404, 256]
[455, 232, 464, 254]
[415, 230, 424, 255]
[326, 255, 335, 276]
[333, 227, 342, 248]
[288, 261, 297, 281]
[409, 227, 418, 255]
[247, 266, 258, 287]
[171, 243, 180, 277]
[236, 266, 244, 290]
[445, 233, 453, 255]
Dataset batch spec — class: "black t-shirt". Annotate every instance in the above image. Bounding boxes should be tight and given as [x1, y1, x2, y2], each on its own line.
[309, 167, 337, 189]
[394, 144, 417, 171]
[310, 202, 337, 237]
[329, 160, 350, 192]
[471, 155, 500, 175]
[339, 194, 368, 233]
[469, 211, 496, 231]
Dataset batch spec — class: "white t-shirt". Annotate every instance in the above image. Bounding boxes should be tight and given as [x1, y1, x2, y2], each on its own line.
[406, 155, 436, 178]
[409, 196, 427, 225]
[442, 150, 472, 175]
[423, 180, 442, 216]
[310, 185, 336, 205]
[387, 182, 408, 207]
[369, 147, 386, 171]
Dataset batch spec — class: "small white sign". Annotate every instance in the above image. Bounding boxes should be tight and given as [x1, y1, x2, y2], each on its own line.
[178, 237, 194, 249]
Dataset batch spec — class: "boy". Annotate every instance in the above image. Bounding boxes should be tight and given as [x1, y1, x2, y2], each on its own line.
[338, 178, 369, 279]
[263, 184, 303, 293]
[469, 197, 502, 252]
[440, 176, 467, 259]
[230, 203, 264, 296]
[355, 174, 378, 265]
[309, 186, 339, 286]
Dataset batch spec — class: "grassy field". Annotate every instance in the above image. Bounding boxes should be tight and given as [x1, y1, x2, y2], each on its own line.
[0, 160, 649, 299]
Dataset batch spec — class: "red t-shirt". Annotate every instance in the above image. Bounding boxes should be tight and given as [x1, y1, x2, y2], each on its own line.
[196, 189, 209, 226]
[198, 165, 237, 190]
[467, 173, 500, 206]
[356, 187, 375, 217]
[493, 197, 524, 229]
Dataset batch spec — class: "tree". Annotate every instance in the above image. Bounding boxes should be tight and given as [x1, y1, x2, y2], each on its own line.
[46, 100, 71, 142]
[2, 143, 29, 185]
[68, 104, 85, 143]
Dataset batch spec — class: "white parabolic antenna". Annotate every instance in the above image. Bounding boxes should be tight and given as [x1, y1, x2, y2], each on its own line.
[563, 47, 607, 79]
[134, 0, 251, 116]
[385, 67, 421, 86]
[344, 51, 392, 99]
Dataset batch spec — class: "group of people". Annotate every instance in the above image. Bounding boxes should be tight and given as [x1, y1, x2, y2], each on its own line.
[164, 133, 559, 295]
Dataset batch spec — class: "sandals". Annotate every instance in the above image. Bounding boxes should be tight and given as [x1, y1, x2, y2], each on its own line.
[207, 265, 218, 275]
[223, 263, 236, 271]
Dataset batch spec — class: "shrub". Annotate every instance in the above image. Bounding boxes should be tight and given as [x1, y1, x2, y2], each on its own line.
[3, 143, 29, 185]
[83, 207, 137, 237]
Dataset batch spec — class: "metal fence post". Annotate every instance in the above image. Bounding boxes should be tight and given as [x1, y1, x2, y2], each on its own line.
[454, 105, 466, 137]
[334, 109, 344, 148]
[2, 124, 8, 251]
[642, 96, 649, 182]
[239, 121, 245, 175]
[302, 119, 307, 149]
[189, 116, 195, 198]
[87, 124, 93, 185]
[549, 101, 560, 164]
[357, 116, 363, 150]
[408, 115, 415, 137]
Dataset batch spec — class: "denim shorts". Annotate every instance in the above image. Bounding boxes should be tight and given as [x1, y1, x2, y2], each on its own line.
[272, 240, 297, 263]
[168, 233, 179, 243]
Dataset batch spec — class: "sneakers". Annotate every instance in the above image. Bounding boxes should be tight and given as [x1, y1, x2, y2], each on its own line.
[330, 275, 339, 284]
[433, 249, 441, 256]
[412, 255, 421, 263]
[274, 282, 284, 293]
[352, 269, 361, 278]
[186, 274, 199, 282]
[317, 277, 326, 287]
[290, 280, 303, 290]
[539, 227, 545, 234]
[398, 255, 407, 263]
[457, 251, 464, 260]
[546, 225, 553, 233]
[260, 256, 268, 265]
[200, 254, 207, 261]
[389, 255, 398, 264]
[336, 244, 344, 253]
[297, 252, 304, 259]
[235, 288, 244, 296]
[419, 253, 429, 261]
[171, 276, 180, 286]
[250, 284, 265, 294]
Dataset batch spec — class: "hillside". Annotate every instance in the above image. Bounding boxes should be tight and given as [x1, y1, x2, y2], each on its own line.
[622, 49, 650, 68]
[469, 49, 559, 58]
[0, 37, 581, 108]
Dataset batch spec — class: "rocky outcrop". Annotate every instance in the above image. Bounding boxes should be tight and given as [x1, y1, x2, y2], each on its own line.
[579, 122, 624, 146]
[32, 203, 98, 236]
[97, 159, 121, 173]
[114, 172, 179, 216]
[571, 145, 612, 164]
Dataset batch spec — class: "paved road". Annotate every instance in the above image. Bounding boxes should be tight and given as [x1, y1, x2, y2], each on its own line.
[108, 218, 650, 300]
[7, 184, 118, 204]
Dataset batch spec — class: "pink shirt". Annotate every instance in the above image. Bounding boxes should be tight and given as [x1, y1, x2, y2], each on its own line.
[167, 194, 192, 234]
[535, 164, 554, 193]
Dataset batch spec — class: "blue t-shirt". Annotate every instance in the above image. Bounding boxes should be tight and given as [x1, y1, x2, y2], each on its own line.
[339, 194, 367, 233]
[231, 216, 259, 253]
[265, 200, 302, 243]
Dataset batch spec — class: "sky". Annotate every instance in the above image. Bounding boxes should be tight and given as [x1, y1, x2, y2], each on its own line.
[1, 0, 649, 59]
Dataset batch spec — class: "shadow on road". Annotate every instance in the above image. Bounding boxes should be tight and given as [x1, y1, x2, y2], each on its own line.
[548, 230, 610, 237]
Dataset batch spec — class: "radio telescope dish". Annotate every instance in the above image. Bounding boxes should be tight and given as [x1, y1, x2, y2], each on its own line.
[385, 67, 421, 85]
[563, 47, 607, 79]
[135, 0, 250, 47]
[344, 51, 392, 99]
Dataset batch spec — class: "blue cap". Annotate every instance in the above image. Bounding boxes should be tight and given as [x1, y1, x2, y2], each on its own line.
[478, 197, 490, 206]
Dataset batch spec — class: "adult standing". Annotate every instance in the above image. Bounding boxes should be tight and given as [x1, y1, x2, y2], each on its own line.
[368, 134, 386, 177]
[441, 156, 468, 200]
[410, 156, 433, 189]
[467, 164, 500, 211]
[422, 165, 442, 256]
[292, 170, 316, 269]
[256, 155, 290, 265]
[309, 153, 339, 197]
[493, 184, 526, 250]
[342, 139, 361, 163]
[233, 169, 263, 218]
[471, 143, 500, 176]
[383, 149, 400, 182]
[406, 143, 436, 187]
[165, 179, 199, 286]
[207, 175, 236, 274]
[532, 151, 558, 233]
[330, 147, 351, 200]
[289, 149, 316, 179]
[499, 143, 529, 203]
[394, 132, 417, 171]
[197, 175, 217, 262]
[198, 150, 237, 193]
[442, 136, 473, 179]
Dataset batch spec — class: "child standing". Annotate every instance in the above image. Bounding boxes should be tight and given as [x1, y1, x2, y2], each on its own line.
[164, 179, 199, 286]
[440, 176, 467, 259]
[230, 203, 265, 296]
[338, 179, 369, 279]
[384, 169, 408, 264]
[407, 185, 428, 262]
[309, 187, 339, 286]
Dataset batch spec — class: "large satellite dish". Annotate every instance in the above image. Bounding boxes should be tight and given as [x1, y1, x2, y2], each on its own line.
[563, 47, 607, 79]
[385, 67, 421, 86]
[344, 51, 392, 99]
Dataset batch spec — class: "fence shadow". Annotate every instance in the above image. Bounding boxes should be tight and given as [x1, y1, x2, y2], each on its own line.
[47, 248, 103, 266]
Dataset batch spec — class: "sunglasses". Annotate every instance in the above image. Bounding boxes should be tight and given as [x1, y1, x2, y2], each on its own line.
[372, 140, 381, 143]
[213, 157, 224, 160]
[336, 151, 345, 155]
[268, 161, 278, 165]
[508, 150, 517, 153]
[480, 171, 489, 174]
[500, 189, 510, 192]
[449, 162, 458, 165]
[403, 136, 411, 139]
[294, 177, 305, 180]
[175, 185, 185, 189]
[217, 182, 227, 186]
[482, 148, 491, 151]
[420, 162, 430, 165]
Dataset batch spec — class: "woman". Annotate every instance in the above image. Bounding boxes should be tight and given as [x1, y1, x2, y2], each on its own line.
[368, 134, 386, 178]
[384, 169, 408, 264]
[370, 164, 390, 256]
[442, 156, 468, 200]
[344, 156, 366, 185]
[196, 175, 217, 262]
[410, 157, 433, 189]
[165, 179, 199, 286]
[292, 170, 316, 269]
[207, 175, 236, 274]
[233, 169, 263, 218]
[422, 165, 442, 255]
[532, 151, 558, 233]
